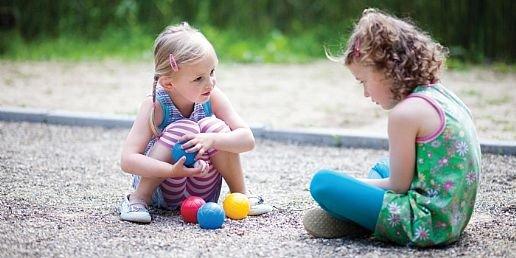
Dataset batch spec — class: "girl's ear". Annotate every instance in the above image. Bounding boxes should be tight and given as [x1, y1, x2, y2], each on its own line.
[159, 76, 174, 90]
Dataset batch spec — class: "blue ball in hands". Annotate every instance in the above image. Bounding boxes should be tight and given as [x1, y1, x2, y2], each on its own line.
[197, 202, 225, 229]
[172, 142, 198, 168]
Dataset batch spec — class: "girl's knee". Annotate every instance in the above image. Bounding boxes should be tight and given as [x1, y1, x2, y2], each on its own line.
[310, 170, 351, 201]
[164, 119, 201, 134]
[158, 119, 201, 147]
[199, 117, 230, 133]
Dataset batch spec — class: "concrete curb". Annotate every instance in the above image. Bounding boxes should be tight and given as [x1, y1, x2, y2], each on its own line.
[1, 106, 515, 155]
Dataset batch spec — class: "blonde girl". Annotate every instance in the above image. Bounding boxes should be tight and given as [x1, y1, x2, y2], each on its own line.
[119, 22, 271, 223]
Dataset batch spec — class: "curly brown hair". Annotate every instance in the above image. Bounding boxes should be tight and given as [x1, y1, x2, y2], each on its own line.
[336, 9, 448, 101]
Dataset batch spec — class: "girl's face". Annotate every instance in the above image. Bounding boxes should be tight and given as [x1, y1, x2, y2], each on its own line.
[347, 62, 397, 110]
[169, 49, 218, 105]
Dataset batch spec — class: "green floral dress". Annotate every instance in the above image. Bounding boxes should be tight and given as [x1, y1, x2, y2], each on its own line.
[373, 84, 482, 247]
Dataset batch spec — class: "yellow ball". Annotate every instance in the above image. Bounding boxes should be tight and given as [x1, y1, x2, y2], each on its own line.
[223, 193, 250, 220]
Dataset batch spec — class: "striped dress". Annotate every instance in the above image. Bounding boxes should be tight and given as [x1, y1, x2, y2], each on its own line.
[132, 87, 229, 210]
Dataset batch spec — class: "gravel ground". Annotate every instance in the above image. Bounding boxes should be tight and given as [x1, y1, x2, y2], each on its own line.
[1, 121, 514, 257]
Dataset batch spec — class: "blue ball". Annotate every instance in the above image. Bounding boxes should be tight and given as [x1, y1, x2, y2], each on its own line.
[197, 202, 225, 229]
[172, 142, 197, 168]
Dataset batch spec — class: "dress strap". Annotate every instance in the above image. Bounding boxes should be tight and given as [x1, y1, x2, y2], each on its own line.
[202, 101, 213, 117]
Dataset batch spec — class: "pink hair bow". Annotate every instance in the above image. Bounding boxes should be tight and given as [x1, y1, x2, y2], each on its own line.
[169, 54, 179, 72]
[354, 38, 361, 58]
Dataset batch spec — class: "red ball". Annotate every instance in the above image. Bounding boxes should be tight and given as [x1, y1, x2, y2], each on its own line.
[180, 196, 206, 223]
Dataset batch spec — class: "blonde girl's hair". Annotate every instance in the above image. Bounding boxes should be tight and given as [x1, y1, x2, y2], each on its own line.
[149, 22, 215, 137]
[329, 8, 448, 101]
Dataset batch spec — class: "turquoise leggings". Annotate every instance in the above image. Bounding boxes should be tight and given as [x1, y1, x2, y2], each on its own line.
[309, 158, 390, 231]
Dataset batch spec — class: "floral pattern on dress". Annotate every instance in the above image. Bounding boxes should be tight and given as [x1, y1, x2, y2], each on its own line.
[466, 171, 477, 185]
[455, 141, 469, 156]
[415, 226, 430, 240]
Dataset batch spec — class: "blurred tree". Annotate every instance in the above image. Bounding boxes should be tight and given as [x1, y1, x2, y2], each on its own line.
[1, 0, 514, 62]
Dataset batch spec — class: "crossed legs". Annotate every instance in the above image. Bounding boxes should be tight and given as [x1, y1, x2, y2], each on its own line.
[304, 158, 390, 237]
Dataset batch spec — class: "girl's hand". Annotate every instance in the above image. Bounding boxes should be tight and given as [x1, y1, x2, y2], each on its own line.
[170, 156, 204, 177]
[179, 133, 216, 159]
[194, 160, 209, 174]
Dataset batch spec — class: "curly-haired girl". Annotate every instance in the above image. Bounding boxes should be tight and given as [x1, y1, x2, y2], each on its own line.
[303, 9, 481, 247]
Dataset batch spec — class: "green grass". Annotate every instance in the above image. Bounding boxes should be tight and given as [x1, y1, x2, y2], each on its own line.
[1, 27, 342, 63]
[2, 28, 515, 71]
[2, 29, 154, 61]
[203, 26, 345, 63]
[491, 62, 516, 73]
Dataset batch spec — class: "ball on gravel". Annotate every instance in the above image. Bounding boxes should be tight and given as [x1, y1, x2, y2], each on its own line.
[180, 196, 206, 223]
[172, 142, 197, 168]
[197, 202, 225, 229]
[223, 193, 250, 220]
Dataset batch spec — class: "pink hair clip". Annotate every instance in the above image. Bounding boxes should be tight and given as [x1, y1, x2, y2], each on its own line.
[354, 38, 361, 58]
[169, 54, 179, 72]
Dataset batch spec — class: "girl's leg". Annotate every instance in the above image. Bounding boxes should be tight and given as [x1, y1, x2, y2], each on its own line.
[130, 147, 170, 205]
[304, 158, 390, 237]
[310, 169, 385, 231]
[198, 117, 247, 193]
[132, 119, 201, 206]
[210, 152, 247, 193]
[198, 116, 272, 215]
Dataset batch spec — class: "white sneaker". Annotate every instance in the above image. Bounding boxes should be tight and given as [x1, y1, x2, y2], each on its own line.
[247, 194, 273, 216]
[119, 195, 151, 223]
